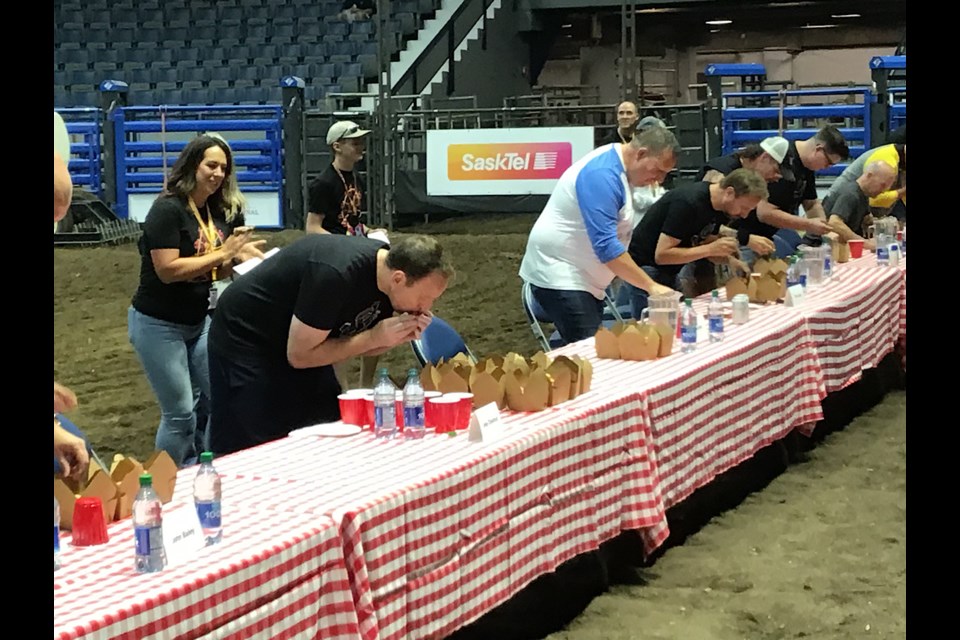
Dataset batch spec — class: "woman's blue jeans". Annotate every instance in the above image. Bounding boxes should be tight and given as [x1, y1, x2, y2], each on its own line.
[128, 307, 210, 466]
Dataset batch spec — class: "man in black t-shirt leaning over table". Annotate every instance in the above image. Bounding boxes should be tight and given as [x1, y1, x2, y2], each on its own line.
[623, 168, 769, 318]
[206, 234, 454, 455]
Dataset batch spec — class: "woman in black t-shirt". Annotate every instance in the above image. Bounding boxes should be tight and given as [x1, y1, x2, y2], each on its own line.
[127, 134, 263, 466]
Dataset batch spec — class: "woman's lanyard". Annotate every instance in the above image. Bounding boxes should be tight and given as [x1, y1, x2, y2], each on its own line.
[187, 197, 221, 282]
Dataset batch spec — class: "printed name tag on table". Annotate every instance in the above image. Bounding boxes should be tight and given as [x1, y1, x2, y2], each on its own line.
[785, 284, 805, 307]
[468, 402, 503, 443]
[162, 505, 205, 568]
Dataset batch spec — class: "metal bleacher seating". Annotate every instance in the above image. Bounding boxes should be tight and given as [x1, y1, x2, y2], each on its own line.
[54, 0, 444, 107]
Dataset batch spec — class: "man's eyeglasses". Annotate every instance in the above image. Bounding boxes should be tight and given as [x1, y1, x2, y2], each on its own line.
[817, 146, 843, 167]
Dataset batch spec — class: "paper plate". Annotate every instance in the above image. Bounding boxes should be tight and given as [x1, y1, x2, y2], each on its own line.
[289, 422, 364, 438]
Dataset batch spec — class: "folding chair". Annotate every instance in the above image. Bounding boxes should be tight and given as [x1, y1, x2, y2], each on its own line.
[520, 281, 564, 353]
[410, 316, 477, 367]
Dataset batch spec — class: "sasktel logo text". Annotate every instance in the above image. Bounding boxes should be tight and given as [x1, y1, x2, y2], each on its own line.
[447, 142, 572, 180]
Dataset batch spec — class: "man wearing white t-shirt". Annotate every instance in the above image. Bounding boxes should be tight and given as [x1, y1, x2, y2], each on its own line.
[519, 126, 681, 345]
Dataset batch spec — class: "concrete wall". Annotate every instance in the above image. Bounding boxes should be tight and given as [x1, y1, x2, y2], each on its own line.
[536, 26, 902, 104]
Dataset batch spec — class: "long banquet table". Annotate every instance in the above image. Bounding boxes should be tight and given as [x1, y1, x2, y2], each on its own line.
[55, 257, 906, 640]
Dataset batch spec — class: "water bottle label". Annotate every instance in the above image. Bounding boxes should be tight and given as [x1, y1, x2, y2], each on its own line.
[54, 525, 60, 553]
[135, 525, 162, 555]
[824, 258, 831, 272]
[196, 501, 221, 529]
[681, 326, 697, 343]
[709, 316, 724, 334]
[877, 246, 889, 261]
[404, 405, 425, 428]
[799, 274, 807, 287]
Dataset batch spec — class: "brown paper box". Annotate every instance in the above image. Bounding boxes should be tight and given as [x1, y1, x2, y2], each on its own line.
[420, 364, 440, 392]
[504, 369, 551, 412]
[619, 324, 659, 361]
[551, 356, 584, 398]
[530, 351, 551, 371]
[545, 361, 573, 405]
[110, 456, 146, 520]
[579, 358, 593, 394]
[144, 450, 178, 504]
[594, 326, 621, 359]
[725, 275, 758, 302]
[436, 366, 470, 394]
[54, 470, 119, 531]
[470, 370, 506, 409]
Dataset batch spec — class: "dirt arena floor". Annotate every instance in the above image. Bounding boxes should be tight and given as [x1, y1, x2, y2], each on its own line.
[53, 213, 905, 639]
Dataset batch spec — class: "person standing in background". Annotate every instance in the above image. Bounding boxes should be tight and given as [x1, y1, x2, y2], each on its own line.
[127, 134, 264, 466]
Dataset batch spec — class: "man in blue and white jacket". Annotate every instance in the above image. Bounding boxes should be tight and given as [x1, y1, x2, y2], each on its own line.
[519, 125, 681, 346]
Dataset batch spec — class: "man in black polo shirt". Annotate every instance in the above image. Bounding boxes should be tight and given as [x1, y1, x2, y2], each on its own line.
[207, 234, 453, 454]
[625, 168, 769, 317]
[732, 125, 848, 262]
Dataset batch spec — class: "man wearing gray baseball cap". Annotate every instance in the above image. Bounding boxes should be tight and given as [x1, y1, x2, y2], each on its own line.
[306, 120, 372, 235]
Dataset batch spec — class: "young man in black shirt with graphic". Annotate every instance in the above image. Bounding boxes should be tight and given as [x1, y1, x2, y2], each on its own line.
[207, 234, 454, 455]
[306, 120, 371, 236]
[624, 168, 769, 318]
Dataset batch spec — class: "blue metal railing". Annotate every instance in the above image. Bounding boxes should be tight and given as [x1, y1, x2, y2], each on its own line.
[58, 107, 103, 198]
[111, 105, 283, 225]
[722, 87, 873, 177]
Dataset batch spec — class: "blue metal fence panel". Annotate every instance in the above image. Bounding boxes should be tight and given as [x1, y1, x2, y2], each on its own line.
[112, 104, 284, 227]
[721, 87, 873, 177]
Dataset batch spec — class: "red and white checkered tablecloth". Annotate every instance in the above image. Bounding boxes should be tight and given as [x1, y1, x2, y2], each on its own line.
[208, 392, 665, 640]
[57, 258, 905, 640]
[53, 471, 358, 640]
[839, 254, 906, 338]
[791, 259, 903, 392]
[554, 297, 825, 514]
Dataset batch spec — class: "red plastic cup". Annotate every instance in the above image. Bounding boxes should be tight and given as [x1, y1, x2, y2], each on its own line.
[423, 391, 441, 429]
[848, 238, 864, 259]
[445, 392, 474, 430]
[338, 394, 365, 426]
[71, 496, 110, 546]
[343, 389, 374, 428]
[428, 396, 461, 432]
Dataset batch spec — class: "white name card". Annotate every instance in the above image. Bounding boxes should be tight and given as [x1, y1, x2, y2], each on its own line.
[161, 506, 205, 568]
[785, 284, 805, 307]
[233, 247, 281, 276]
[468, 402, 503, 443]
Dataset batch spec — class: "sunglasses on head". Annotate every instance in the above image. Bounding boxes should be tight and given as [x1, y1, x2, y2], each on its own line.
[337, 125, 361, 141]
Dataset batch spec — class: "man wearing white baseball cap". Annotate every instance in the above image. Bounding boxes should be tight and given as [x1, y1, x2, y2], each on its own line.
[305, 120, 372, 235]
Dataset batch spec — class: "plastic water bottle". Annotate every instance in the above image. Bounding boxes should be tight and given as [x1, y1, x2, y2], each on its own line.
[133, 473, 166, 573]
[822, 240, 833, 280]
[373, 368, 398, 439]
[680, 298, 697, 353]
[402, 368, 426, 439]
[194, 452, 222, 546]
[708, 290, 724, 343]
[54, 496, 61, 572]
[889, 241, 901, 267]
[786, 256, 802, 288]
[876, 236, 890, 267]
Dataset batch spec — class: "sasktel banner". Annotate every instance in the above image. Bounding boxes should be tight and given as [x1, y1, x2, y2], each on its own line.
[426, 127, 595, 196]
